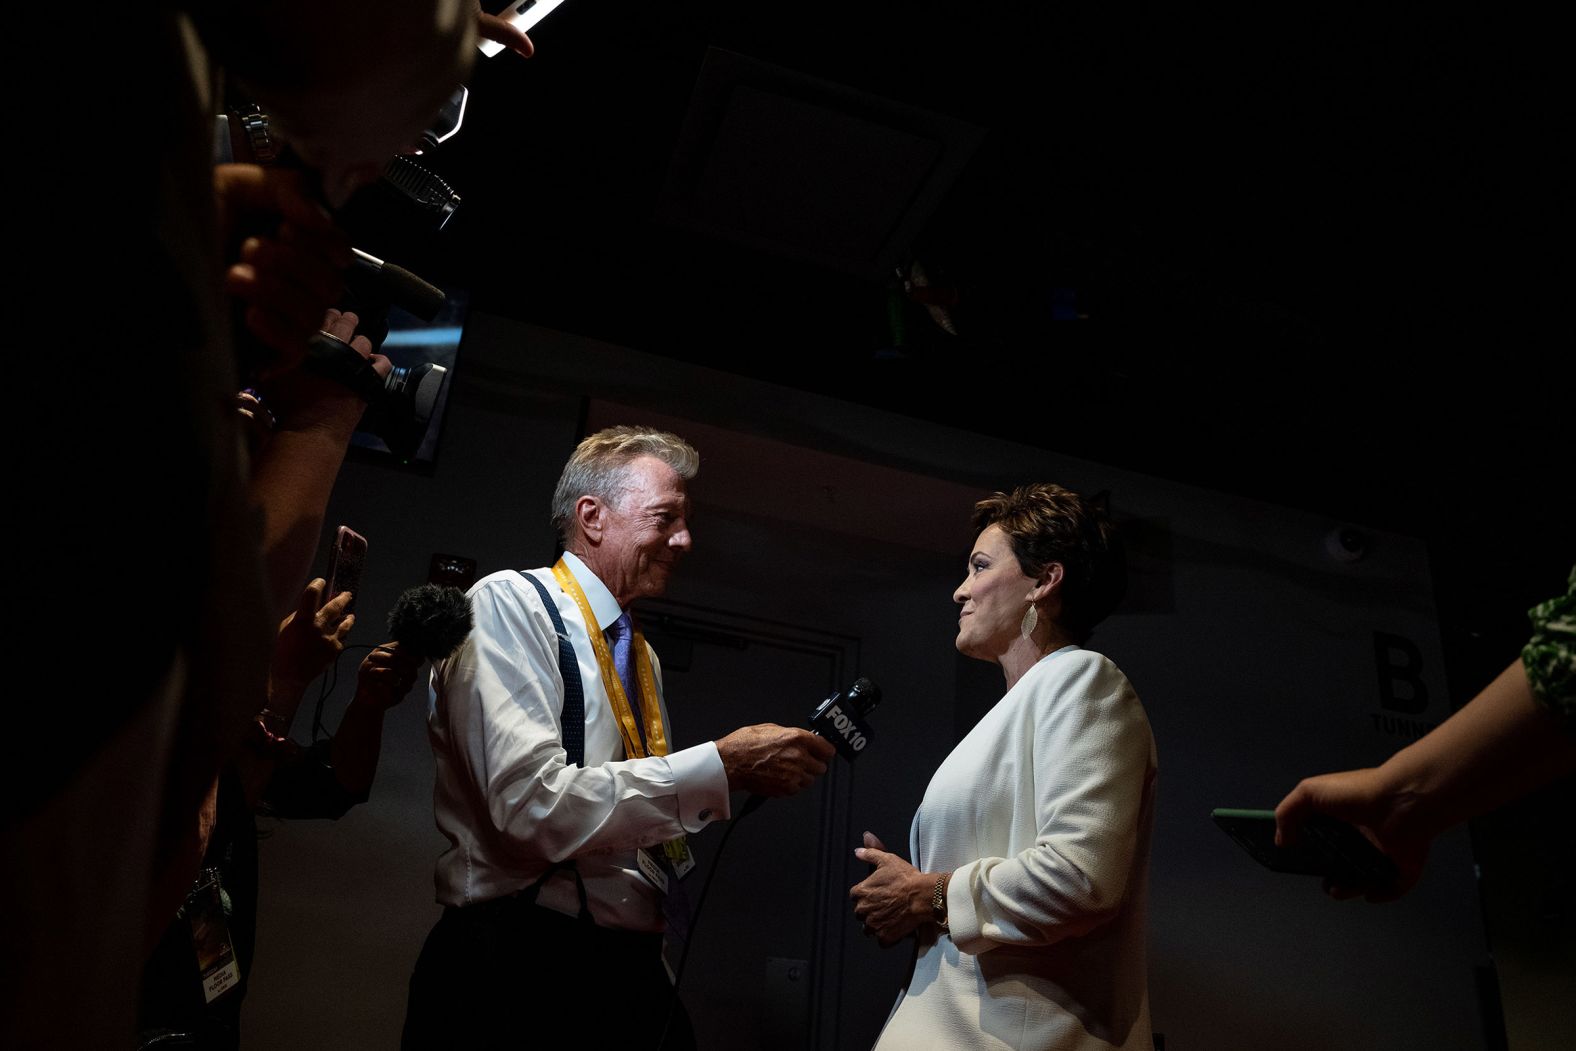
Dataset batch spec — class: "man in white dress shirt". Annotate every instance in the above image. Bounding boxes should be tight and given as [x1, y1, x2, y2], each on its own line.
[402, 426, 834, 1049]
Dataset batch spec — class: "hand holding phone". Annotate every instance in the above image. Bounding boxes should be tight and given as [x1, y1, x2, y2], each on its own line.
[1213, 808, 1399, 895]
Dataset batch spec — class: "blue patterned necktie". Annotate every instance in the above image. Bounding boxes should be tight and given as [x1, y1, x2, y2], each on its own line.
[606, 611, 646, 754]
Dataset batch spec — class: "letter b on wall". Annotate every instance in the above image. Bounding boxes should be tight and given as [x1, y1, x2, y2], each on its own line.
[1373, 632, 1428, 714]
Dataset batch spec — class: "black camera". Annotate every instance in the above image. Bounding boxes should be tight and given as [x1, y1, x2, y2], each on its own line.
[227, 96, 466, 463]
[302, 332, 447, 463]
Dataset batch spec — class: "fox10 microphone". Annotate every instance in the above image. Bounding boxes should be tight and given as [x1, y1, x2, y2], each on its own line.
[807, 677, 882, 760]
[740, 678, 882, 818]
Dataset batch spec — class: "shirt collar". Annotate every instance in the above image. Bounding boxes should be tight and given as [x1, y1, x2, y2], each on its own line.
[560, 550, 625, 632]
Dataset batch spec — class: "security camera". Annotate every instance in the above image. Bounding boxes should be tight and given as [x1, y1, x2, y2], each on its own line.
[1324, 526, 1369, 564]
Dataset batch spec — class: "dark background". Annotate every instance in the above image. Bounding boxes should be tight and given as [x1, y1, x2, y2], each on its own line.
[314, 7, 1572, 1043]
[405, 2, 1570, 689]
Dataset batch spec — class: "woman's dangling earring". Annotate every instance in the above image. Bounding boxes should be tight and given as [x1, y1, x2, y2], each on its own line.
[1020, 603, 1038, 640]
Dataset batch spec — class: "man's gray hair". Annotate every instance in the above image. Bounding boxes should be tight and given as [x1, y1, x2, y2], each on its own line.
[550, 426, 700, 543]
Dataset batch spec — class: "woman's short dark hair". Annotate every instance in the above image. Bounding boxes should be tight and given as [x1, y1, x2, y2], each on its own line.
[971, 483, 1127, 643]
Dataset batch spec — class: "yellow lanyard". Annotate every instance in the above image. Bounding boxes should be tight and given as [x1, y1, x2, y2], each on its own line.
[551, 559, 669, 759]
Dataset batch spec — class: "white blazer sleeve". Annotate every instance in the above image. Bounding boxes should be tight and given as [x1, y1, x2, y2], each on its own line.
[946, 652, 1154, 954]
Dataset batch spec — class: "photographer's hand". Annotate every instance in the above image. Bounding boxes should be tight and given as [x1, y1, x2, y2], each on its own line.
[271, 577, 356, 702]
[319, 308, 379, 364]
[260, 308, 390, 430]
[331, 642, 425, 798]
[476, 4, 536, 59]
[248, 308, 388, 617]
[1276, 659, 1576, 902]
[215, 164, 351, 374]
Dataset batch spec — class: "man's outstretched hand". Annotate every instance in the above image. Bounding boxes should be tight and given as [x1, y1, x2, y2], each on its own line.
[716, 724, 835, 797]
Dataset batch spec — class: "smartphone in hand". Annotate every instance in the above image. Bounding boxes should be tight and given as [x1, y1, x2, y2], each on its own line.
[326, 526, 368, 615]
[1212, 808, 1398, 890]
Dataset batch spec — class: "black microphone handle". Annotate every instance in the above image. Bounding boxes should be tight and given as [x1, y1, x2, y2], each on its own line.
[348, 250, 447, 320]
[733, 678, 881, 821]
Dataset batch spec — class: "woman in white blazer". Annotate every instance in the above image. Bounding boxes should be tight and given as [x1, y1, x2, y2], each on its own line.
[851, 483, 1157, 1051]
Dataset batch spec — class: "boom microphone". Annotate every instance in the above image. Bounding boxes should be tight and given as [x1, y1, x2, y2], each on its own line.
[348, 248, 447, 321]
[387, 583, 474, 661]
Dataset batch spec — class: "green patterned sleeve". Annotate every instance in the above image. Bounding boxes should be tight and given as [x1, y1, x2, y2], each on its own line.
[1522, 565, 1576, 724]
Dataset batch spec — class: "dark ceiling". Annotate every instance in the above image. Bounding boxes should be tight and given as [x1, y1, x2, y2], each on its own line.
[405, 2, 1568, 673]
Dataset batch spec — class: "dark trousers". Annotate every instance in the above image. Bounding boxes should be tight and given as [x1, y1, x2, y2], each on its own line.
[402, 895, 695, 1050]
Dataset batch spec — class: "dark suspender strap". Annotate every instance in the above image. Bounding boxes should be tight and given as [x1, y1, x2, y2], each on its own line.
[520, 570, 585, 768]
[517, 860, 595, 925]
[518, 570, 593, 922]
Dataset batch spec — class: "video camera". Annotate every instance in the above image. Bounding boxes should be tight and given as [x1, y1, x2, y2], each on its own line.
[225, 93, 468, 461]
